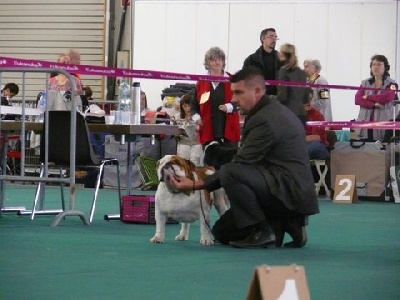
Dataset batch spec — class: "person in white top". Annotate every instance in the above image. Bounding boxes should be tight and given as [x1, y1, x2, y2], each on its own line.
[174, 94, 203, 166]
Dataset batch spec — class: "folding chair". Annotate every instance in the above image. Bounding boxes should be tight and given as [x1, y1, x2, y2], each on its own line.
[311, 159, 330, 198]
[31, 111, 121, 223]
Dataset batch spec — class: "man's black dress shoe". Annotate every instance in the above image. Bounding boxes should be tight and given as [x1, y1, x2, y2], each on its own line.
[269, 219, 285, 247]
[229, 227, 276, 249]
[269, 216, 307, 248]
[283, 216, 307, 248]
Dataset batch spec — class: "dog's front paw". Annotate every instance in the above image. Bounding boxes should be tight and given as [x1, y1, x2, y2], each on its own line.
[200, 237, 215, 246]
[150, 235, 165, 244]
[175, 234, 188, 241]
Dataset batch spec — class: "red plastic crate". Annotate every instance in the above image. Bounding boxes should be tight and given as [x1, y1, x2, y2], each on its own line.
[121, 195, 177, 224]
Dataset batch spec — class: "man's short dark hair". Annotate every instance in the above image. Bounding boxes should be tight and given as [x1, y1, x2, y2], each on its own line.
[83, 86, 93, 99]
[260, 28, 276, 43]
[230, 67, 265, 84]
[3, 83, 19, 96]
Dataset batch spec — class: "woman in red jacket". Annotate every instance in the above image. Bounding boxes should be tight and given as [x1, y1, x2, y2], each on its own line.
[192, 47, 241, 167]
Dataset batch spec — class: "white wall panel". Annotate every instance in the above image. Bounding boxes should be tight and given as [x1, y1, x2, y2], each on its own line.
[228, 3, 272, 73]
[193, 3, 230, 74]
[326, 4, 363, 121]
[132, 3, 168, 105]
[292, 4, 329, 64]
[132, 1, 398, 121]
[133, 2, 231, 107]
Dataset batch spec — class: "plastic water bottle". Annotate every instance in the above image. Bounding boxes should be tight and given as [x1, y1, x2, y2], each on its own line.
[117, 79, 131, 124]
[131, 82, 141, 125]
[37, 92, 46, 122]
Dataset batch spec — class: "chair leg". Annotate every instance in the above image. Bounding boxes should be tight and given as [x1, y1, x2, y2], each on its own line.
[89, 162, 105, 223]
[89, 159, 121, 223]
[116, 161, 121, 212]
[59, 167, 66, 211]
[32, 163, 46, 220]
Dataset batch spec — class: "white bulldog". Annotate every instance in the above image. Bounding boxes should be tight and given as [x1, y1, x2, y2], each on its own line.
[150, 155, 228, 245]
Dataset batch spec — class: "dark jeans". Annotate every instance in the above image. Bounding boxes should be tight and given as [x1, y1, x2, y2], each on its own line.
[212, 162, 298, 244]
[307, 141, 330, 160]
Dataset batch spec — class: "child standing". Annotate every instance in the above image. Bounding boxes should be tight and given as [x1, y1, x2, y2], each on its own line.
[174, 94, 203, 166]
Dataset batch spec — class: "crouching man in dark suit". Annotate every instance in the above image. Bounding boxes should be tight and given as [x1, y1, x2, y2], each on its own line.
[169, 67, 319, 248]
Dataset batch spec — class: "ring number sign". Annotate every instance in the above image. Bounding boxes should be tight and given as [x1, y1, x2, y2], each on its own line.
[333, 175, 358, 203]
[247, 265, 310, 300]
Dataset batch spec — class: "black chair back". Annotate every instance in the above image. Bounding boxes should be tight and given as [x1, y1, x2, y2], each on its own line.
[40, 111, 100, 165]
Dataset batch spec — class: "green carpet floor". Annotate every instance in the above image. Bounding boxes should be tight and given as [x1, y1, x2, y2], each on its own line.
[1, 184, 400, 299]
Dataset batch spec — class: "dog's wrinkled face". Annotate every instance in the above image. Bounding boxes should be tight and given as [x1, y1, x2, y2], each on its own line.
[157, 155, 196, 194]
[160, 162, 184, 194]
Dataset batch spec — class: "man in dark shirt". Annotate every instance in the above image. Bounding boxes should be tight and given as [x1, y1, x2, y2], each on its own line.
[1, 83, 19, 120]
[243, 28, 282, 95]
[1, 83, 19, 105]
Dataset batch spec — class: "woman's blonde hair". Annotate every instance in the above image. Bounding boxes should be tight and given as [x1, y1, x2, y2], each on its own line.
[57, 49, 80, 65]
[57, 54, 71, 64]
[280, 43, 298, 71]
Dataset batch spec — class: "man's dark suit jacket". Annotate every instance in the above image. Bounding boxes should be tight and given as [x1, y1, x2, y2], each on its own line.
[233, 96, 318, 215]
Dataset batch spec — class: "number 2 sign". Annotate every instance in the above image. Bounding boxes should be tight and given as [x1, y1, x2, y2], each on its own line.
[333, 175, 358, 203]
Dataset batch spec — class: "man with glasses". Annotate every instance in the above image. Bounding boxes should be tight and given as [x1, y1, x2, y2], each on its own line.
[243, 28, 282, 95]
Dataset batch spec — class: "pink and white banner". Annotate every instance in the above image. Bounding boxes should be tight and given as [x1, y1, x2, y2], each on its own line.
[1, 56, 398, 93]
[307, 121, 400, 130]
[2, 56, 400, 129]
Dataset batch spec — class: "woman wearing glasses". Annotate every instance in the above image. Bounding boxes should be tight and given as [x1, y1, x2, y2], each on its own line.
[242, 28, 282, 95]
[355, 54, 398, 141]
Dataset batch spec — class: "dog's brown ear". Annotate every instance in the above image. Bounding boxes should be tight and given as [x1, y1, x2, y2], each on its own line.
[170, 155, 181, 166]
[171, 155, 190, 176]
[182, 159, 196, 181]
[185, 159, 196, 172]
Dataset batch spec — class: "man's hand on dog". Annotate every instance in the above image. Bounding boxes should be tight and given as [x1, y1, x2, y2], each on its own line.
[168, 175, 205, 192]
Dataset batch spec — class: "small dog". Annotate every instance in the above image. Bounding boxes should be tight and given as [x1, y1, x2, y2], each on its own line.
[150, 155, 228, 245]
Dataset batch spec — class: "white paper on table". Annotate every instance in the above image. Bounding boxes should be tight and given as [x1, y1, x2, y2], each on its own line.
[0, 105, 41, 116]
